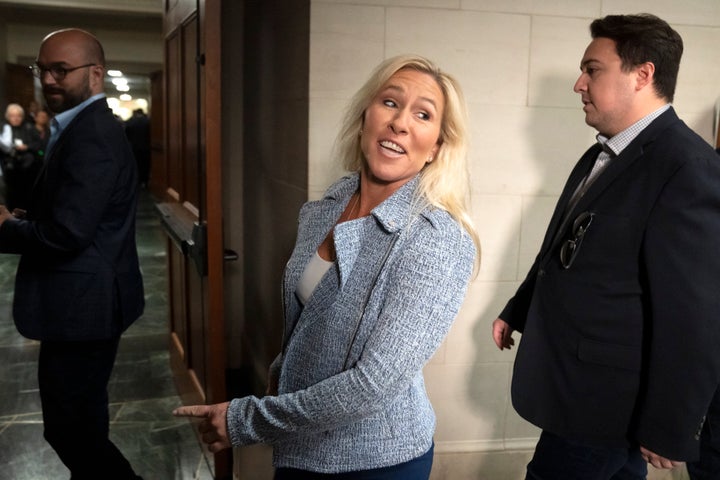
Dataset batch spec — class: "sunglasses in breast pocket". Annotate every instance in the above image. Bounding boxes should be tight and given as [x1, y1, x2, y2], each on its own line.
[560, 211, 594, 269]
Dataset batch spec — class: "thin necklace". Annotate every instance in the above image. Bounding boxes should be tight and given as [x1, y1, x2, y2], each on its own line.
[339, 192, 360, 224]
[328, 192, 360, 261]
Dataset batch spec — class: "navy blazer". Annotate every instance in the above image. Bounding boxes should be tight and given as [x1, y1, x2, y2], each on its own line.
[501, 108, 720, 460]
[0, 98, 144, 341]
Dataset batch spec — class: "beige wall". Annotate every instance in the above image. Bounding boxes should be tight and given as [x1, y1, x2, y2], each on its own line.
[309, 0, 720, 459]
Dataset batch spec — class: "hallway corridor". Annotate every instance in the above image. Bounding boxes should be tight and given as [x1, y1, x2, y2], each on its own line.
[0, 191, 212, 480]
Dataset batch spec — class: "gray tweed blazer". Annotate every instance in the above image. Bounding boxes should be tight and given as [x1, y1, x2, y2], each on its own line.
[227, 173, 476, 473]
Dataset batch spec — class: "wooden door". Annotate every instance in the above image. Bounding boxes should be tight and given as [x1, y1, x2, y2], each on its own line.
[3, 63, 35, 113]
[158, 0, 230, 477]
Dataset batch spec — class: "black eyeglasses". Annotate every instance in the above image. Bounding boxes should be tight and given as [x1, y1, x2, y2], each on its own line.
[30, 63, 97, 81]
[560, 211, 594, 269]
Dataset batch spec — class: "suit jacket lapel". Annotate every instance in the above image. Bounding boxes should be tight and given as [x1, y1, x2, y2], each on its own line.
[538, 144, 600, 258]
[27, 100, 107, 213]
[542, 108, 679, 258]
[570, 109, 678, 219]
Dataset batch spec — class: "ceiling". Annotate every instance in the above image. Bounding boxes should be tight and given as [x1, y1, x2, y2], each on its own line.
[1, 0, 163, 101]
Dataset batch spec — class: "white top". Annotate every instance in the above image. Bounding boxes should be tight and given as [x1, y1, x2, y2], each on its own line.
[0, 124, 13, 154]
[296, 251, 333, 305]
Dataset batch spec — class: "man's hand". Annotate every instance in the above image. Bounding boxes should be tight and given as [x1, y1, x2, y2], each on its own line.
[492, 318, 516, 350]
[0, 205, 14, 226]
[173, 402, 231, 453]
[640, 445, 684, 469]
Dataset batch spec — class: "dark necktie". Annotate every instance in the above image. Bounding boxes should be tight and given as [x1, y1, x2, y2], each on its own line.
[568, 142, 615, 208]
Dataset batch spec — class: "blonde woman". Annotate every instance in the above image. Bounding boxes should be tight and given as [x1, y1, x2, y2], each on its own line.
[176, 54, 479, 479]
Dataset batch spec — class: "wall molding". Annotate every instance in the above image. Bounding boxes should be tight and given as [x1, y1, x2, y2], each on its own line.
[434, 437, 538, 454]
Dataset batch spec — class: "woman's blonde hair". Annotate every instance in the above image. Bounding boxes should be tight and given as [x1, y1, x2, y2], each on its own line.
[335, 54, 480, 259]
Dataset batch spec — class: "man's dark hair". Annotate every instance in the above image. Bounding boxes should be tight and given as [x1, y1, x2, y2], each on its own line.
[590, 13, 683, 102]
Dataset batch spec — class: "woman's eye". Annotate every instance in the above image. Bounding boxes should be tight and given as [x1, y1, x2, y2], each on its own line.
[417, 112, 430, 121]
[383, 99, 396, 108]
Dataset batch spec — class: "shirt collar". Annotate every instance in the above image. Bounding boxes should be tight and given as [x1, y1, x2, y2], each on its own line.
[598, 103, 671, 156]
[53, 93, 106, 132]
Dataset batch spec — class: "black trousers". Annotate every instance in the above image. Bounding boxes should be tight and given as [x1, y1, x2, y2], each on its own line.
[688, 386, 720, 480]
[38, 338, 139, 480]
[526, 431, 647, 480]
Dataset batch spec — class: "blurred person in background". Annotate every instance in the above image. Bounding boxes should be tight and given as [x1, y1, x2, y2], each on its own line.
[33, 109, 52, 157]
[124, 108, 151, 187]
[0, 103, 42, 210]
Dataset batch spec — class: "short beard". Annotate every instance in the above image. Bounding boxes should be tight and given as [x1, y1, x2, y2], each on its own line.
[45, 75, 93, 113]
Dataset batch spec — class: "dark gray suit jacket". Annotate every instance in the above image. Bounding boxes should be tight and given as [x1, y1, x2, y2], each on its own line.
[501, 108, 720, 460]
[0, 98, 144, 341]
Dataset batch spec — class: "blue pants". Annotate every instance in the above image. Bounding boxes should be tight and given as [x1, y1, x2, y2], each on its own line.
[688, 386, 720, 480]
[526, 431, 647, 480]
[274, 443, 434, 479]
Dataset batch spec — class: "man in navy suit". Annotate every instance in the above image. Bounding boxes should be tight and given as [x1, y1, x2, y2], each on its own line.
[492, 14, 720, 479]
[0, 29, 144, 479]
[687, 145, 720, 480]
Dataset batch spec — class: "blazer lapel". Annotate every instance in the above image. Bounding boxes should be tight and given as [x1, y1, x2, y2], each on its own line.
[334, 218, 364, 288]
[571, 109, 678, 218]
[543, 108, 680, 257]
[282, 198, 341, 318]
[282, 175, 359, 326]
[334, 175, 415, 288]
[569, 143, 643, 217]
[30, 159, 49, 195]
[538, 144, 600, 258]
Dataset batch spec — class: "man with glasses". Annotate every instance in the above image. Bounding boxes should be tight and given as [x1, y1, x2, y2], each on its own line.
[492, 14, 720, 480]
[0, 29, 144, 479]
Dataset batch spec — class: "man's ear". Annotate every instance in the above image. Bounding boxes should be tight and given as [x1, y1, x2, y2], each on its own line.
[635, 61, 656, 91]
[90, 65, 105, 92]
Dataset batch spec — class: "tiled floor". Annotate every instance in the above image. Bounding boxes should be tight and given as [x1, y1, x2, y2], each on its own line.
[0, 190, 212, 480]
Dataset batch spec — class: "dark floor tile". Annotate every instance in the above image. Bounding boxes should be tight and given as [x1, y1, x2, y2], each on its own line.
[113, 396, 184, 423]
[109, 375, 178, 403]
[0, 423, 68, 480]
[0, 192, 207, 479]
[110, 421, 212, 480]
[0, 391, 42, 417]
